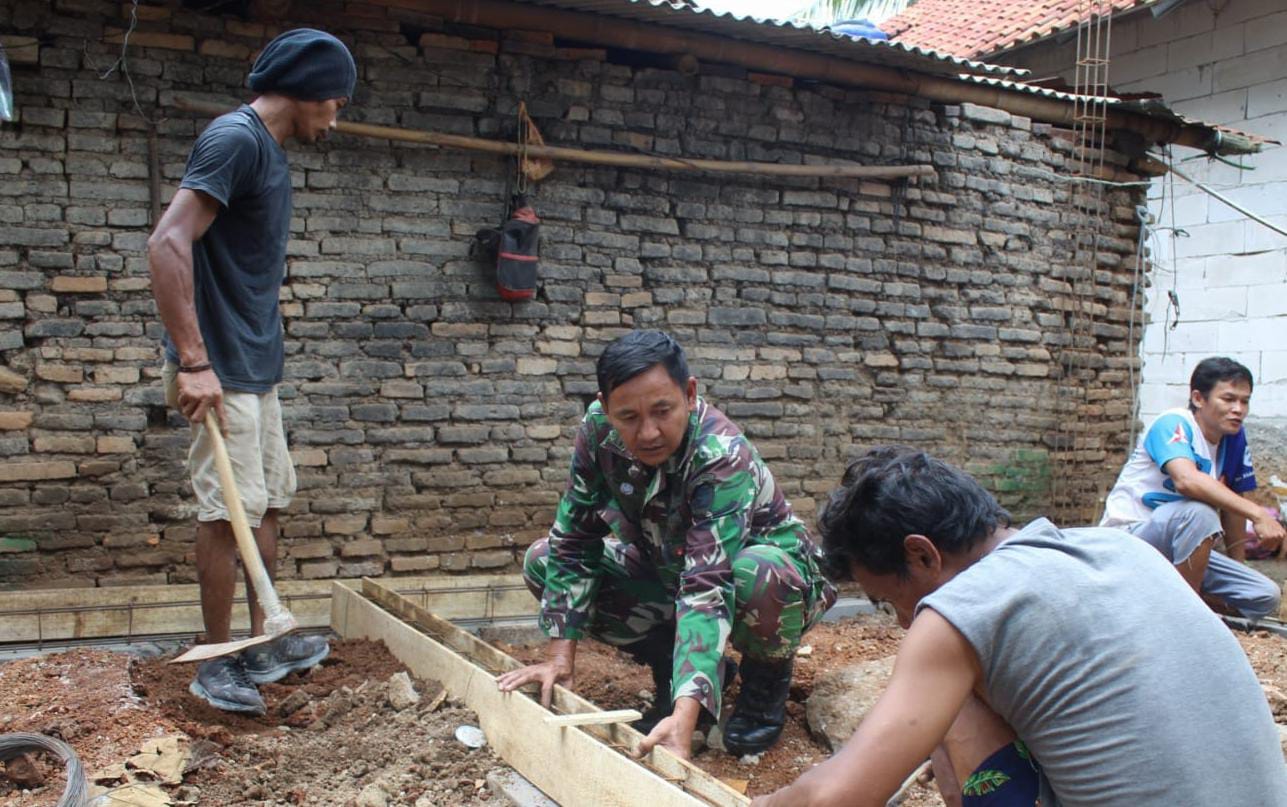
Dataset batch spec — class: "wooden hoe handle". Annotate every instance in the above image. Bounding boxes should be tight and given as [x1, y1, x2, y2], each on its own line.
[205, 411, 296, 637]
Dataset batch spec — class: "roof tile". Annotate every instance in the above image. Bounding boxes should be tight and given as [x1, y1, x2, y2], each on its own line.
[885, 0, 1155, 58]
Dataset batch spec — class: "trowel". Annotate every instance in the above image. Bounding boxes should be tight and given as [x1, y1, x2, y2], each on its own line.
[169, 411, 297, 663]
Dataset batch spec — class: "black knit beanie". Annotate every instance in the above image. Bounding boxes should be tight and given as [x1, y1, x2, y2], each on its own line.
[247, 29, 356, 101]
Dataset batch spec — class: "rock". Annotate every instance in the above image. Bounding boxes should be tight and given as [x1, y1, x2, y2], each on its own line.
[356, 783, 388, 807]
[277, 689, 311, 717]
[1278, 724, 1287, 758]
[4, 754, 43, 788]
[0, 366, 27, 394]
[690, 730, 706, 756]
[705, 721, 726, 752]
[805, 655, 896, 751]
[387, 671, 421, 711]
[313, 688, 353, 727]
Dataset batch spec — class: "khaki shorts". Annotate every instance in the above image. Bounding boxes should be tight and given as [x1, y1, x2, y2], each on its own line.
[164, 363, 296, 527]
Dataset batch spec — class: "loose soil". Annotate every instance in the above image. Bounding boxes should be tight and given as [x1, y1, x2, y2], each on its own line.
[3, 618, 1285, 806]
[0, 639, 503, 806]
[506, 612, 1287, 804]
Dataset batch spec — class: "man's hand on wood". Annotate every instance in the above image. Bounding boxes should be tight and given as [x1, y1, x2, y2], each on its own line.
[496, 639, 575, 708]
[177, 368, 225, 432]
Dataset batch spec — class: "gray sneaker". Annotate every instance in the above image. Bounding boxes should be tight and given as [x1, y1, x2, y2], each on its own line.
[190, 656, 266, 715]
[242, 634, 330, 684]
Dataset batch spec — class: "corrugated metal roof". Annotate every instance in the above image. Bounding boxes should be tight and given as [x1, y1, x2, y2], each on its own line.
[957, 75, 1277, 146]
[512, 0, 1032, 78]
[503, 0, 1269, 152]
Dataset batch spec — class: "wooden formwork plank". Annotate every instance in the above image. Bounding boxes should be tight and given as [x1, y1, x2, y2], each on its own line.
[0, 574, 530, 643]
[333, 581, 719, 807]
[355, 579, 750, 807]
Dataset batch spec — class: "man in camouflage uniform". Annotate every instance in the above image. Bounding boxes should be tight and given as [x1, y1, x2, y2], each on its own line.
[498, 330, 836, 759]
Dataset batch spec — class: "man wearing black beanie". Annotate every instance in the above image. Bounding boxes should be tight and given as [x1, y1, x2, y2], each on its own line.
[148, 28, 356, 715]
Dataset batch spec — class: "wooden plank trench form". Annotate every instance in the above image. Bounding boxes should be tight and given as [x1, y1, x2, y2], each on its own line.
[331, 579, 751, 807]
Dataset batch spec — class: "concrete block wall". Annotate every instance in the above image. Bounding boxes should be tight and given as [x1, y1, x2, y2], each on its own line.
[0, 0, 1146, 587]
[1003, 0, 1287, 461]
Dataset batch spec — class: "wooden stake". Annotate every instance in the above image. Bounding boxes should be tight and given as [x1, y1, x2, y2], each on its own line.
[546, 709, 643, 727]
[171, 96, 934, 181]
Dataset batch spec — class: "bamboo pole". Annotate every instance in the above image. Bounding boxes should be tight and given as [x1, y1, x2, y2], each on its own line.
[171, 96, 935, 180]
[383, 0, 1256, 155]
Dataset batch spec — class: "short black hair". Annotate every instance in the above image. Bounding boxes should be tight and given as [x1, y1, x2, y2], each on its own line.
[596, 330, 690, 398]
[817, 446, 1012, 579]
[1190, 357, 1253, 411]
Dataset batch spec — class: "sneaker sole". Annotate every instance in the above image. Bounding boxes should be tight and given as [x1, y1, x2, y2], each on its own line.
[189, 680, 266, 715]
[244, 643, 331, 685]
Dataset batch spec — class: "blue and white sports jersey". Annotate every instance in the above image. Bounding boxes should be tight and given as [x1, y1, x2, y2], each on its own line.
[1101, 407, 1256, 527]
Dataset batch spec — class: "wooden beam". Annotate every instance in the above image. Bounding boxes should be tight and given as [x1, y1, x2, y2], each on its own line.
[352, 579, 750, 807]
[171, 96, 934, 181]
[0, 574, 531, 644]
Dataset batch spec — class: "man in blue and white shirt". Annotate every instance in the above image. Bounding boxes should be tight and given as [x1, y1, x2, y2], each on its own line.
[1102, 357, 1283, 618]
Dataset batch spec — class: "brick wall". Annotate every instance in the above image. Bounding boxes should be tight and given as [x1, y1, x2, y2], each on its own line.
[1002, 0, 1287, 481]
[0, 0, 1148, 588]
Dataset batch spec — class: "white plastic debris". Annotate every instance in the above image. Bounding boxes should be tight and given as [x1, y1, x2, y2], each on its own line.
[454, 725, 487, 749]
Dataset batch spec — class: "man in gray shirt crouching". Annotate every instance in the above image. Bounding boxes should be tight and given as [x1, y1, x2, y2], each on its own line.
[754, 447, 1286, 807]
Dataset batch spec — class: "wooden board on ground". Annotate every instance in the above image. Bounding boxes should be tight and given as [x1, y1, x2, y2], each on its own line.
[0, 574, 531, 644]
[357, 578, 750, 806]
[334, 580, 750, 807]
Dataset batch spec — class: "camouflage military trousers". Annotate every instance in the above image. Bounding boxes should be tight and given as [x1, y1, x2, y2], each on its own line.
[523, 537, 836, 661]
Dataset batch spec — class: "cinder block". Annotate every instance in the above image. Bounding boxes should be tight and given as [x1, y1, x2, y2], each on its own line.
[1174, 220, 1246, 258]
[1259, 351, 1287, 383]
[1247, 78, 1287, 121]
[1137, 381, 1190, 420]
[1177, 285, 1248, 320]
[1121, 64, 1214, 103]
[1247, 272, 1287, 317]
[1171, 88, 1249, 126]
[1244, 214, 1287, 252]
[1206, 250, 1278, 286]
[1208, 183, 1284, 227]
[1142, 320, 1219, 355]
[1214, 44, 1287, 93]
[1218, 317, 1285, 352]
[1245, 11, 1287, 53]
[1168, 32, 1220, 71]
[1110, 43, 1169, 83]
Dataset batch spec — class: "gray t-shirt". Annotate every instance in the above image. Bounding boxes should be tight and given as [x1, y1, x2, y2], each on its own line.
[920, 518, 1287, 807]
[163, 105, 290, 392]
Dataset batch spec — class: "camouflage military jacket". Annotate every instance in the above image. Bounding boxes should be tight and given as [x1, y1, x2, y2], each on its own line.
[539, 397, 827, 717]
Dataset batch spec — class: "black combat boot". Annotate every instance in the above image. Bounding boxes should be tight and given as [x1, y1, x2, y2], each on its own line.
[624, 632, 740, 735]
[722, 656, 793, 756]
[622, 630, 673, 734]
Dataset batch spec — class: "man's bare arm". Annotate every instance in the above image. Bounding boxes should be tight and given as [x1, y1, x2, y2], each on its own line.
[147, 188, 224, 425]
[752, 609, 979, 807]
[1166, 458, 1284, 551]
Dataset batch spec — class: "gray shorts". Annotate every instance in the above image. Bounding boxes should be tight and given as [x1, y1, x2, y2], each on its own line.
[164, 363, 296, 527]
[1127, 499, 1281, 619]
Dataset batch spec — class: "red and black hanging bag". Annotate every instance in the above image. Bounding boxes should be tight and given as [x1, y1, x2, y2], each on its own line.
[496, 196, 539, 301]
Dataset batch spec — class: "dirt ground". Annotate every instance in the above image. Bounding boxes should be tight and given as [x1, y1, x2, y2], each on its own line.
[507, 612, 1287, 804]
[2, 618, 1286, 806]
[503, 613, 945, 804]
[0, 639, 503, 807]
